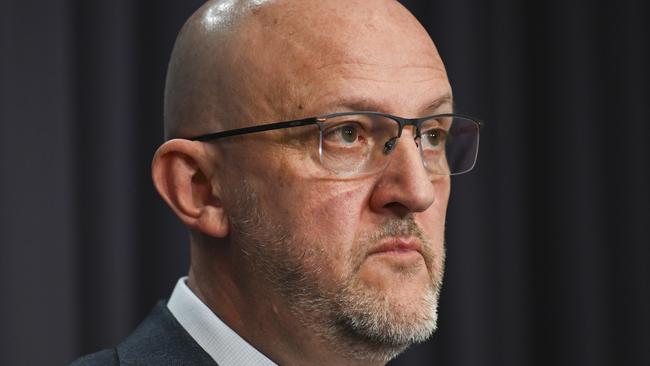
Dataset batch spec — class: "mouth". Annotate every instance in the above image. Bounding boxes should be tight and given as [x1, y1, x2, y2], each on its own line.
[367, 237, 423, 257]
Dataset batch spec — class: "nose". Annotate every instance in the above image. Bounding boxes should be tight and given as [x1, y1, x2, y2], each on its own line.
[368, 130, 441, 217]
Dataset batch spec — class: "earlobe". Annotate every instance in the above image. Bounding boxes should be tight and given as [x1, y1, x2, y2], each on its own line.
[151, 139, 230, 238]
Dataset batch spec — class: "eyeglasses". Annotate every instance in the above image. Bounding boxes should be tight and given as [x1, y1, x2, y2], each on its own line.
[187, 112, 483, 178]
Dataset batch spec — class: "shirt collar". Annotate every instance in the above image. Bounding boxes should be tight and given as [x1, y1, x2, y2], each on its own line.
[167, 277, 277, 366]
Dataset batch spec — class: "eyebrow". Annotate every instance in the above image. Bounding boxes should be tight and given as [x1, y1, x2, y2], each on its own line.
[325, 93, 454, 116]
[425, 94, 455, 113]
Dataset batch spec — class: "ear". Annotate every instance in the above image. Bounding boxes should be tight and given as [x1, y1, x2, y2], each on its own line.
[151, 139, 229, 238]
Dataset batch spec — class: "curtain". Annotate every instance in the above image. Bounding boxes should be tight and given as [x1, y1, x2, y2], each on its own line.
[1, 0, 648, 365]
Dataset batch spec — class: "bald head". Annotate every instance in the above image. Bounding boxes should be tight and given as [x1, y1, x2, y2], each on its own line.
[163, 0, 261, 139]
[156, 2, 455, 363]
[164, 0, 446, 139]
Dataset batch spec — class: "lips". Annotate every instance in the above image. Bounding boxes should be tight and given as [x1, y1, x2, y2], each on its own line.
[367, 237, 422, 256]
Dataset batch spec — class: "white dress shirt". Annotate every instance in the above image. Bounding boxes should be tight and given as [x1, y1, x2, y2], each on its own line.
[167, 277, 277, 366]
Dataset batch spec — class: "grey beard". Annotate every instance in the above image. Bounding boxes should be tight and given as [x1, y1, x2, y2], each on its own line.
[276, 258, 442, 363]
[229, 182, 444, 363]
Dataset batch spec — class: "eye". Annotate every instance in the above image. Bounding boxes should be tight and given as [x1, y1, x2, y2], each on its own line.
[340, 125, 358, 143]
[324, 123, 366, 145]
[422, 128, 448, 148]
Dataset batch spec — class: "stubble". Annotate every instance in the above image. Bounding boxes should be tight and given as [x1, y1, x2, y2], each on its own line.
[228, 182, 445, 362]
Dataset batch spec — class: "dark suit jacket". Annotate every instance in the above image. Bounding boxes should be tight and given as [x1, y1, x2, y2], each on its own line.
[70, 301, 218, 365]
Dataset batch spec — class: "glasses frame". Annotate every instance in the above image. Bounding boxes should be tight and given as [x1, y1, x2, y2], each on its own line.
[185, 111, 484, 175]
[187, 111, 482, 140]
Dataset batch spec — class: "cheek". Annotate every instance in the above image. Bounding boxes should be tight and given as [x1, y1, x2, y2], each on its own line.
[270, 148, 372, 242]
[226, 142, 368, 255]
[428, 181, 450, 226]
[421, 180, 450, 251]
[295, 183, 367, 238]
[270, 178, 371, 273]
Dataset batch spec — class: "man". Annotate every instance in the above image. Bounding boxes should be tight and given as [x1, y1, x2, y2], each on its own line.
[72, 0, 481, 364]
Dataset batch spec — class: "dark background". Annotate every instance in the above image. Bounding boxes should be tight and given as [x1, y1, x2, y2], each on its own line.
[1, 0, 648, 365]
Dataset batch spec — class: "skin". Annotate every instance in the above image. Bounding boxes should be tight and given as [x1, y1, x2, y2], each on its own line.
[152, 0, 452, 365]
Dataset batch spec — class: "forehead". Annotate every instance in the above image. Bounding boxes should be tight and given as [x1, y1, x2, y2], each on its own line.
[228, 0, 451, 119]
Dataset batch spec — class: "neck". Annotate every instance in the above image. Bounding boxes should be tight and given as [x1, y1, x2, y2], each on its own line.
[187, 240, 389, 366]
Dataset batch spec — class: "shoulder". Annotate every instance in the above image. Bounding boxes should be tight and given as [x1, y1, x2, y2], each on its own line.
[117, 301, 217, 365]
[68, 349, 118, 366]
[70, 301, 217, 366]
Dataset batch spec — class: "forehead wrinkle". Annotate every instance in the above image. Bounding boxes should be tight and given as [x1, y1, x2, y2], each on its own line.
[315, 92, 453, 117]
[309, 42, 442, 72]
[314, 59, 447, 82]
[314, 60, 442, 70]
[338, 75, 446, 85]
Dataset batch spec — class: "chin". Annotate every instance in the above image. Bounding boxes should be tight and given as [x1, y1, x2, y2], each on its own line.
[324, 267, 442, 362]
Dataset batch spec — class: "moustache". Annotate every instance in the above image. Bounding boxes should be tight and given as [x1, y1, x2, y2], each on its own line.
[352, 215, 436, 273]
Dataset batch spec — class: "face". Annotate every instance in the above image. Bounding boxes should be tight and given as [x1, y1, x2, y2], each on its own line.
[214, 0, 451, 361]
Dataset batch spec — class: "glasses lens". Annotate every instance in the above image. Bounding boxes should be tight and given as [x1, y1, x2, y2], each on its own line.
[318, 113, 398, 176]
[318, 113, 480, 177]
[420, 116, 480, 175]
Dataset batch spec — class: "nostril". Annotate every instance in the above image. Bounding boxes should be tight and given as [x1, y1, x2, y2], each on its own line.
[382, 201, 411, 218]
